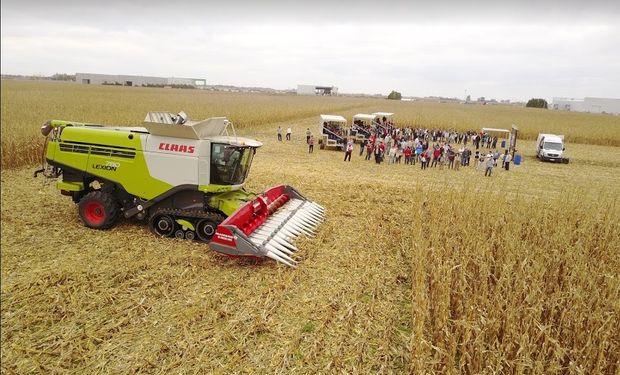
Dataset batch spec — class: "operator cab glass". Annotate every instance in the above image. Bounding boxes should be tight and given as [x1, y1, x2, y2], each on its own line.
[210, 143, 255, 185]
[544, 142, 563, 151]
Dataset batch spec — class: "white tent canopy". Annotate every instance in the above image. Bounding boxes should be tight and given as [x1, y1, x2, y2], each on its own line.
[482, 127, 510, 134]
[320, 114, 346, 123]
[353, 114, 376, 121]
[372, 112, 394, 117]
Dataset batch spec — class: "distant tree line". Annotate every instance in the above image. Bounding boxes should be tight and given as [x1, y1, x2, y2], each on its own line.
[526, 98, 548, 109]
[50, 73, 76, 81]
[1, 73, 75, 81]
[387, 90, 402, 100]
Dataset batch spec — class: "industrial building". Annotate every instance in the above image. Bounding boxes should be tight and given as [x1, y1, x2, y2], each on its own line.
[297, 84, 338, 96]
[76, 73, 206, 88]
[551, 97, 620, 115]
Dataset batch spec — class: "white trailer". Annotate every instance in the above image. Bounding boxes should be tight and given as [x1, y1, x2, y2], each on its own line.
[372, 112, 395, 124]
[319, 114, 347, 150]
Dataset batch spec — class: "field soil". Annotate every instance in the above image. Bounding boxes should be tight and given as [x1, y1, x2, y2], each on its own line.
[2, 83, 620, 373]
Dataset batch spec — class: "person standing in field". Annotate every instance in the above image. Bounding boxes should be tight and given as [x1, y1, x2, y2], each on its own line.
[388, 144, 397, 164]
[286, 127, 292, 141]
[365, 140, 373, 160]
[374, 142, 381, 164]
[504, 151, 512, 171]
[420, 150, 428, 170]
[415, 143, 422, 165]
[447, 148, 455, 169]
[277, 126, 282, 141]
[431, 146, 441, 168]
[485, 153, 494, 176]
[308, 135, 314, 153]
[344, 140, 353, 162]
[404, 146, 412, 165]
[306, 128, 311, 143]
[359, 140, 366, 156]
[492, 150, 500, 166]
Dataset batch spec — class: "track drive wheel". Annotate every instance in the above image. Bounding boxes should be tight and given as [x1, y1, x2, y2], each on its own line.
[196, 218, 220, 242]
[78, 191, 120, 229]
[150, 214, 175, 237]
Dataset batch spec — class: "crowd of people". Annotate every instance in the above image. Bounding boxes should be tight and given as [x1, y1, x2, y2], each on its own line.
[322, 122, 346, 138]
[278, 121, 515, 176]
[346, 123, 515, 176]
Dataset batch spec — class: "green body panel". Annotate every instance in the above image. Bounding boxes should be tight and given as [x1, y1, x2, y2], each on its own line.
[208, 190, 257, 216]
[45, 120, 256, 217]
[199, 184, 234, 194]
[56, 181, 84, 191]
[46, 126, 173, 200]
[59, 125, 143, 150]
[175, 219, 195, 231]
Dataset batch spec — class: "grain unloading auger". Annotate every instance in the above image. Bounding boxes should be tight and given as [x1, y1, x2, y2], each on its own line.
[35, 111, 325, 267]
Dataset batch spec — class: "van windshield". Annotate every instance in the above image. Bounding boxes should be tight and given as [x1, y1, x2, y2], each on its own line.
[210, 144, 255, 185]
[544, 142, 563, 151]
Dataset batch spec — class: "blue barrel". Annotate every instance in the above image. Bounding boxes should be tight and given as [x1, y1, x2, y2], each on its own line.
[514, 154, 522, 165]
[501, 140, 506, 148]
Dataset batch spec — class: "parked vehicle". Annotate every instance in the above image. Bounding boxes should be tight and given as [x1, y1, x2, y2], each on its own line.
[536, 133, 569, 163]
[34, 111, 325, 267]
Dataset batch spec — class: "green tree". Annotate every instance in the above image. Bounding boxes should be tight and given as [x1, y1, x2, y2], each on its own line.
[50, 73, 76, 81]
[526, 98, 548, 109]
[387, 90, 402, 100]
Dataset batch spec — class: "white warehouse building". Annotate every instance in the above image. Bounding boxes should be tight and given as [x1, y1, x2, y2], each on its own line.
[297, 84, 338, 96]
[76, 73, 206, 88]
[551, 97, 620, 115]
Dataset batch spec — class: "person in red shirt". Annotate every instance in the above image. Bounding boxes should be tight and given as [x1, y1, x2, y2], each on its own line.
[404, 146, 412, 165]
[431, 147, 441, 168]
[420, 150, 428, 169]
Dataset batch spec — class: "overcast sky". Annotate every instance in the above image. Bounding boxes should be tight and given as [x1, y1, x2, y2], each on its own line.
[2, 0, 619, 101]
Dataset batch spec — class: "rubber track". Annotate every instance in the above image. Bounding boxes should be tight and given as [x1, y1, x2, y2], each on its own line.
[149, 208, 225, 242]
[150, 207, 225, 222]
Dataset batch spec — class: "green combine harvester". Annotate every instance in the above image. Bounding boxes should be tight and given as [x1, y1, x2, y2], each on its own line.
[36, 111, 325, 267]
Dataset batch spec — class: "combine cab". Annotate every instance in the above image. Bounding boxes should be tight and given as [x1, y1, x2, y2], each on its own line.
[36, 111, 325, 267]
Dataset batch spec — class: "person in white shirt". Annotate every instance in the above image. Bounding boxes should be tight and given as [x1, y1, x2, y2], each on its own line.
[504, 151, 512, 171]
[286, 127, 292, 141]
[344, 140, 354, 161]
[485, 153, 494, 176]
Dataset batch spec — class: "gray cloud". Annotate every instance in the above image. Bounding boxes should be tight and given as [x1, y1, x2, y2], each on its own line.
[2, 0, 619, 100]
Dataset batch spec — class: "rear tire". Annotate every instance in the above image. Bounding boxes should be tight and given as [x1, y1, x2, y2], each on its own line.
[78, 191, 120, 229]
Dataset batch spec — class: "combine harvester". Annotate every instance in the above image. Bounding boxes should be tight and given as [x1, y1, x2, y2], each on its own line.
[35, 111, 325, 267]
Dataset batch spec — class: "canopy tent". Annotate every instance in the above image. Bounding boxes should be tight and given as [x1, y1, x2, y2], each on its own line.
[482, 127, 510, 135]
[320, 114, 347, 123]
[372, 112, 394, 118]
[319, 114, 347, 149]
[353, 114, 376, 122]
[481, 126, 518, 152]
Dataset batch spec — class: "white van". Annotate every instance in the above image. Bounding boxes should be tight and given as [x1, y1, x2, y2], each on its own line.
[536, 134, 568, 163]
